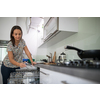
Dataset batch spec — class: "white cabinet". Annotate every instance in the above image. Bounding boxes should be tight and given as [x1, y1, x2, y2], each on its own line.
[38, 17, 78, 48]
[40, 68, 50, 84]
[43, 17, 57, 40]
[40, 68, 98, 84]
[44, 17, 50, 26]
[0, 17, 16, 40]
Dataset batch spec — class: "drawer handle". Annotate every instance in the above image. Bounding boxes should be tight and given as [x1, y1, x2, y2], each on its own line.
[40, 71, 49, 75]
[61, 81, 68, 84]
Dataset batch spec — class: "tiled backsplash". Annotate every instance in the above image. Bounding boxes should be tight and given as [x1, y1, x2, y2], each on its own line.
[36, 17, 100, 61]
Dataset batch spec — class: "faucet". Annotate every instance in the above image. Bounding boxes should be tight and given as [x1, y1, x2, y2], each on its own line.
[50, 53, 52, 62]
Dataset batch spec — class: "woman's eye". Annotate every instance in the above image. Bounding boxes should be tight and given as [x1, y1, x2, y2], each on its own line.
[19, 33, 21, 35]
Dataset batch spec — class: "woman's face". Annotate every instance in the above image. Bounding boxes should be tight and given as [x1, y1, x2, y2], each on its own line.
[12, 29, 22, 41]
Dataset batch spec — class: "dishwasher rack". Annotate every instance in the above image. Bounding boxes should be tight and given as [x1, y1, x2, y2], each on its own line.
[8, 65, 40, 84]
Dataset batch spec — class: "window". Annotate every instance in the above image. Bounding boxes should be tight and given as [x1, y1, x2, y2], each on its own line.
[0, 47, 7, 61]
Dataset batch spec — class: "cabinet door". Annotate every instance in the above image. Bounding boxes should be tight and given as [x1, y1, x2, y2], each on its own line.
[40, 68, 98, 84]
[40, 68, 68, 84]
[59, 17, 78, 32]
[40, 68, 51, 84]
[40, 68, 67, 84]
[44, 17, 50, 26]
[43, 17, 58, 40]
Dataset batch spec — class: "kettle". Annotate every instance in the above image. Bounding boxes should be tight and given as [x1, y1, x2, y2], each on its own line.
[60, 52, 66, 59]
[59, 52, 66, 64]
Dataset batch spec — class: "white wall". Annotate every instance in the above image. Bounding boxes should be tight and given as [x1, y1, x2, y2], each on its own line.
[16, 17, 27, 36]
[22, 17, 47, 61]
[23, 28, 47, 61]
[23, 28, 38, 58]
[0, 17, 16, 40]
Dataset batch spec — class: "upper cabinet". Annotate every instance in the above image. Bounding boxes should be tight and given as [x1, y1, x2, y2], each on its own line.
[43, 17, 58, 41]
[44, 17, 50, 26]
[0, 17, 16, 40]
[38, 17, 78, 48]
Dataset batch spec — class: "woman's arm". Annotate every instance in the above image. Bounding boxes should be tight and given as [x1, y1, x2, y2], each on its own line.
[24, 46, 36, 65]
[8, 51, 26, 68]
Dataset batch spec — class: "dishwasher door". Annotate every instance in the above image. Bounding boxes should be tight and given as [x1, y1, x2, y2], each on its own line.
[8, 65, 40, 84]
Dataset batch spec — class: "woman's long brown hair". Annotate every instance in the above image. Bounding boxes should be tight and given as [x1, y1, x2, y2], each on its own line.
[10, 25, 23, 47]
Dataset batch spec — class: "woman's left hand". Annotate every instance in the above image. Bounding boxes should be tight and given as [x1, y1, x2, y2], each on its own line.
[31, 61, 37, 66]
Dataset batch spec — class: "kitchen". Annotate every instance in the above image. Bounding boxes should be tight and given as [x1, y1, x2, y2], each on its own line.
[0, 17, 100, 84]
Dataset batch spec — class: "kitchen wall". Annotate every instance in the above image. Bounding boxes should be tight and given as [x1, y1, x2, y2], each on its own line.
[16, 17, 100, 61]
[21, 17, 47, 61]
[0, 17, 16, 40]
[0, 17, 27, 40]
[22, 28, 47, 60]
[45, 17, 100, 61]
[23, 28, 38, 59]
[16, 17, 27, 36]
[16, 17, 36, 58]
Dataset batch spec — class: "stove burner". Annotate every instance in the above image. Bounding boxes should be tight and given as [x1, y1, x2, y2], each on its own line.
[57, 59, 100, 69]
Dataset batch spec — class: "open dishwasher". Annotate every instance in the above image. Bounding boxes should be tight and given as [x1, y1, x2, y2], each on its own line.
[8, 64, 40, 84]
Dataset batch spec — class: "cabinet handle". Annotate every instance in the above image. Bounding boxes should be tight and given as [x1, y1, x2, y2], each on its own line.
[61, 81, 68, 84]
[40, 71, 49, 75]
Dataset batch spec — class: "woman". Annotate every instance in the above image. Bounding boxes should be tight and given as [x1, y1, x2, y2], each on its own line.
[1, 25, 36, 84]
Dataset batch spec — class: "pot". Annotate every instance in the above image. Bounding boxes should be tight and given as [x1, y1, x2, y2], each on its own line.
[65, 46, 100, 60]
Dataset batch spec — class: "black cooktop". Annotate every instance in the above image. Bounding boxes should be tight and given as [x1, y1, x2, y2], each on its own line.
[50, 64, 100, 69]
[52, 59, 100, 69]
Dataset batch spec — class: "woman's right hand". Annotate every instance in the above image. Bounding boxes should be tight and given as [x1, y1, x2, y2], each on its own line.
[19, 63, 26, 68]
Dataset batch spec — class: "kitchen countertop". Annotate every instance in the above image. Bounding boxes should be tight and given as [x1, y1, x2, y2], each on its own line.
[35, 64, 100, 83]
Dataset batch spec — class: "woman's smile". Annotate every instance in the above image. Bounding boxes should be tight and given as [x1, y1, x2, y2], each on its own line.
[12, 29, 22, 41]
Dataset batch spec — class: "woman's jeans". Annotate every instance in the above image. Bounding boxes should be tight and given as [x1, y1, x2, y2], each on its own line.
[1, 63, 20, 84]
